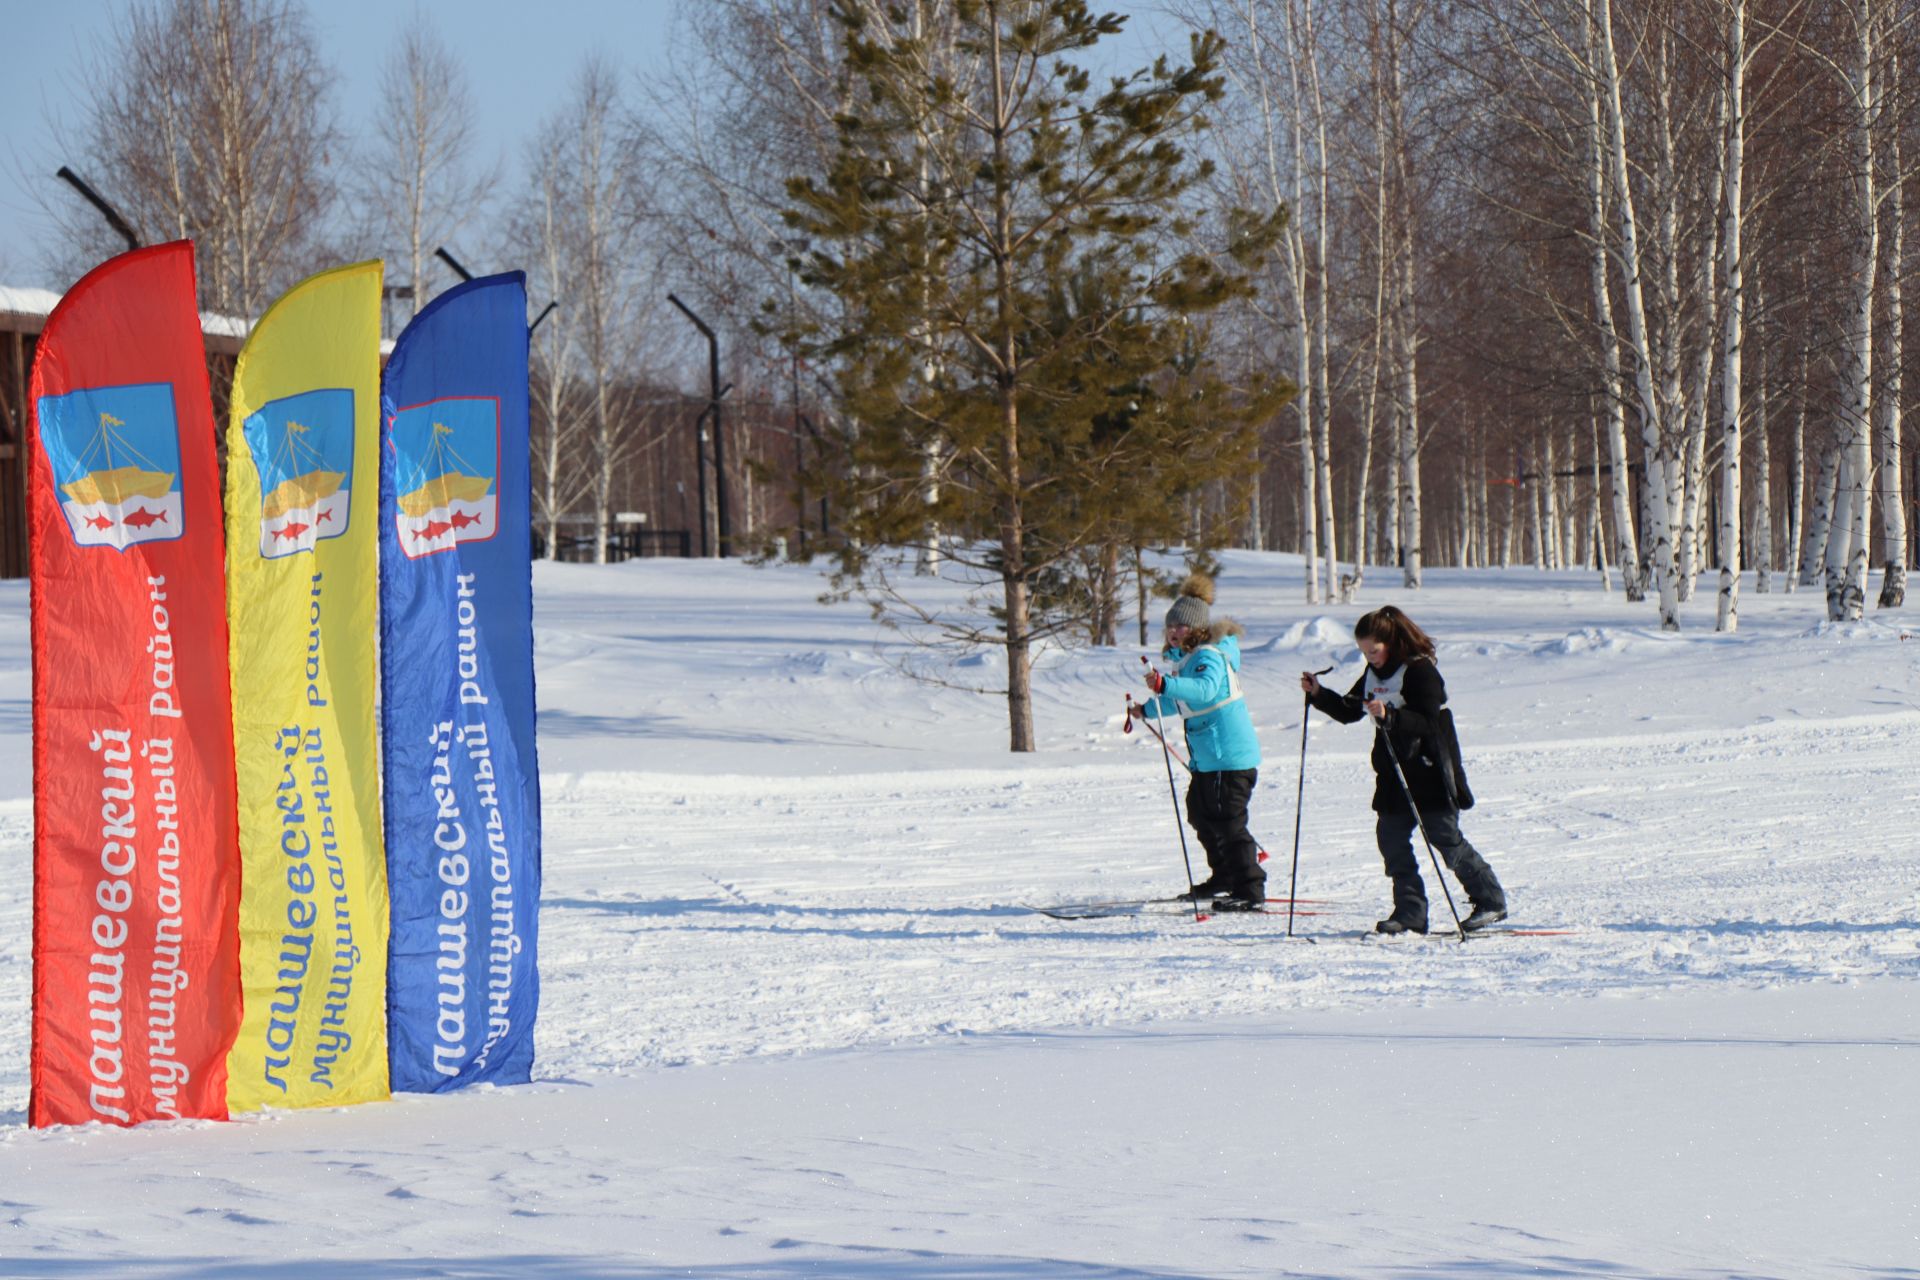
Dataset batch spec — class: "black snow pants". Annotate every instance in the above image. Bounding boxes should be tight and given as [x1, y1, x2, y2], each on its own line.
[1375, 806, 1505, 928]
[1186, 768, 1263, 893]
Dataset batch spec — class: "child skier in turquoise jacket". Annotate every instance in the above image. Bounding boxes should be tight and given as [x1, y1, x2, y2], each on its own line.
[1132, 573, 1265, 907]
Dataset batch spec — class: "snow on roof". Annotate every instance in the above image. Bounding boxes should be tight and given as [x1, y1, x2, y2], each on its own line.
[1, 282, 252, 342]
[198, 309, 252, 340]
[0, 285, 63, 321]
[5, 284, 394, 353]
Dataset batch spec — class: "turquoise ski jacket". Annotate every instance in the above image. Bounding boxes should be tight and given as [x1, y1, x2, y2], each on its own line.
[1140, 630, 1262, 772]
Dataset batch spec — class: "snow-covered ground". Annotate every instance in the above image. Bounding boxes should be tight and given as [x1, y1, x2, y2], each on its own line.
[0, 551, 1916, 1278]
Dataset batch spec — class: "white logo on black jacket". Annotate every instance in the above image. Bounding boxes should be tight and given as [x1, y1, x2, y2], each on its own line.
[1365, 664, 1408, 712]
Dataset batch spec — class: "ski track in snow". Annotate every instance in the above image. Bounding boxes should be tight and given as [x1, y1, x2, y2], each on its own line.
[522, 710, 1920, 1079]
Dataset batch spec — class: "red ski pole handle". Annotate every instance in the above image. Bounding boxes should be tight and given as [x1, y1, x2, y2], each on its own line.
[1123, 693, 1134, 733]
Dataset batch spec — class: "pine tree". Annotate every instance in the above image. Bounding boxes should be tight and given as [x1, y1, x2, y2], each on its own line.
[785, 0, 1288, 752]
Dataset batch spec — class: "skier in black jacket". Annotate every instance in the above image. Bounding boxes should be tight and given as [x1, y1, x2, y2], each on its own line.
[1300, 606, 1508, 935]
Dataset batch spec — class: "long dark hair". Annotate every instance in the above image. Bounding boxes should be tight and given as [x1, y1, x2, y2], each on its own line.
[1354, 606, 1436, 663]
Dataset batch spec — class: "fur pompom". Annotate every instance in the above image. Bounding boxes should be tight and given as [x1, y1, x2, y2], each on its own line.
[1176, 572, 1215, 605]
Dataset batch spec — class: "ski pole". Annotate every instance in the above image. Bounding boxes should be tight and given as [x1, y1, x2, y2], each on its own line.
[1142, 658, 1205, 922]
[1289, 665, 1335, 938]
[1372, 710, 1466, 941]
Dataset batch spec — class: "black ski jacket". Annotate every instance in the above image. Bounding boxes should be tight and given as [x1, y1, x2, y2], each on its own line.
[1307, 655, 1473, 814]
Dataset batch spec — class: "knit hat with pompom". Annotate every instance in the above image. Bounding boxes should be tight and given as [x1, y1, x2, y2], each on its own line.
[1164, 572, 1214, 630]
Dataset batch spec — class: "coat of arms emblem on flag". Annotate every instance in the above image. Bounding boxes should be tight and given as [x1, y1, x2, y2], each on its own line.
[389, 396, 500, 559]
[242, 388, 355, 558]
[36, 381, 185, 550]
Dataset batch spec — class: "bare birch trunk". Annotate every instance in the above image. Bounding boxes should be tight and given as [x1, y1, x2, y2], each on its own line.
[1246, 347, 1265, 551]
[1500, 467, 1515, 567]
[1753, 280, 1773, 595]
[1135, 547, 1150, 647]
[1244, 0, 1320, 602]
[1349, 36, 1395, 601]
[1459, 436, 1476, 568]
[580, 73, 616, 566]
[1595, 0, 1678, 628]
[1350, 379, 1375, 599]
[1681, 269, 1715, 602]
[1591, 416, 1612, 589]
[1480, 438, 1495, 569]
[1716, 1, 1745, 631]
[529, 142, 578, 561]
[1096, 543, 1120, 646]
[1385, 397, 1401, 572]
[1304, 0, 1338, 602]
[1685, 67, 1729, 605]
[1826, 450, 1858, 616]
[1781, 424, 1797, 592]
[1834, 0, 1878, 621]
[1247, 468, 1265, 551]
[1802, 441, 1835, 586]
[1680, 415, 1706, 600]
[1262, 0, 1317, 600]
[1295, 312, 1319, 601]
[1584, 16, 1642, 598]
[1560, 443, 1574, 569]
[1654, 26, 1690, 606]
[1527, 440, 1545, 570]
[1543, 433, 1559, 568]
[911, 0, 945, 577]
[1388, 3, 1423, 590]
[1396, 276, 1423, 589]
[1876, 66, 1906, 608]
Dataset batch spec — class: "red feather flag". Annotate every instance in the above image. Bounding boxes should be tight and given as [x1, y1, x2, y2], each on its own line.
[28, 242, 241, 1126]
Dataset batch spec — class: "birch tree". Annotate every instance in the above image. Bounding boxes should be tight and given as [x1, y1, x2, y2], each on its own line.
[1801, 431, 1836, 588]
[1875, 42, 1906, 607]
[513, 124, 594, 559]
[1280, 3, 1324, 602]
[1716, 0, 1747, 632]
[539, 60, 658, 564]
[363, 17, 494, 317]
[1581, 0, 1643, 600]
[1222, 0, 1321, 601]
[1384, 0, 1426, 588]
[55, 0, 338, 315]
[1299, 1, 1341, 602]
[1752, 277, 1774, 593]
[1832, 0, 1880, 621]
[1596, 0, 1682, 627]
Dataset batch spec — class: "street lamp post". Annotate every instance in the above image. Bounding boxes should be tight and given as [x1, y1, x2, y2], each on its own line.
[667, 293, 730, 557]
[55, 167, 138, 253]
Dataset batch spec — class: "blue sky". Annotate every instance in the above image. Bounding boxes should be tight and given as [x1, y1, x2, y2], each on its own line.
[2, 0, 1191, 294]
[0, 0, 681, 291]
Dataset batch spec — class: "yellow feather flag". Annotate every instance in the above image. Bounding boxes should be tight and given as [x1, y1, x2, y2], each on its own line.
[223, 262, 390, 1112]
